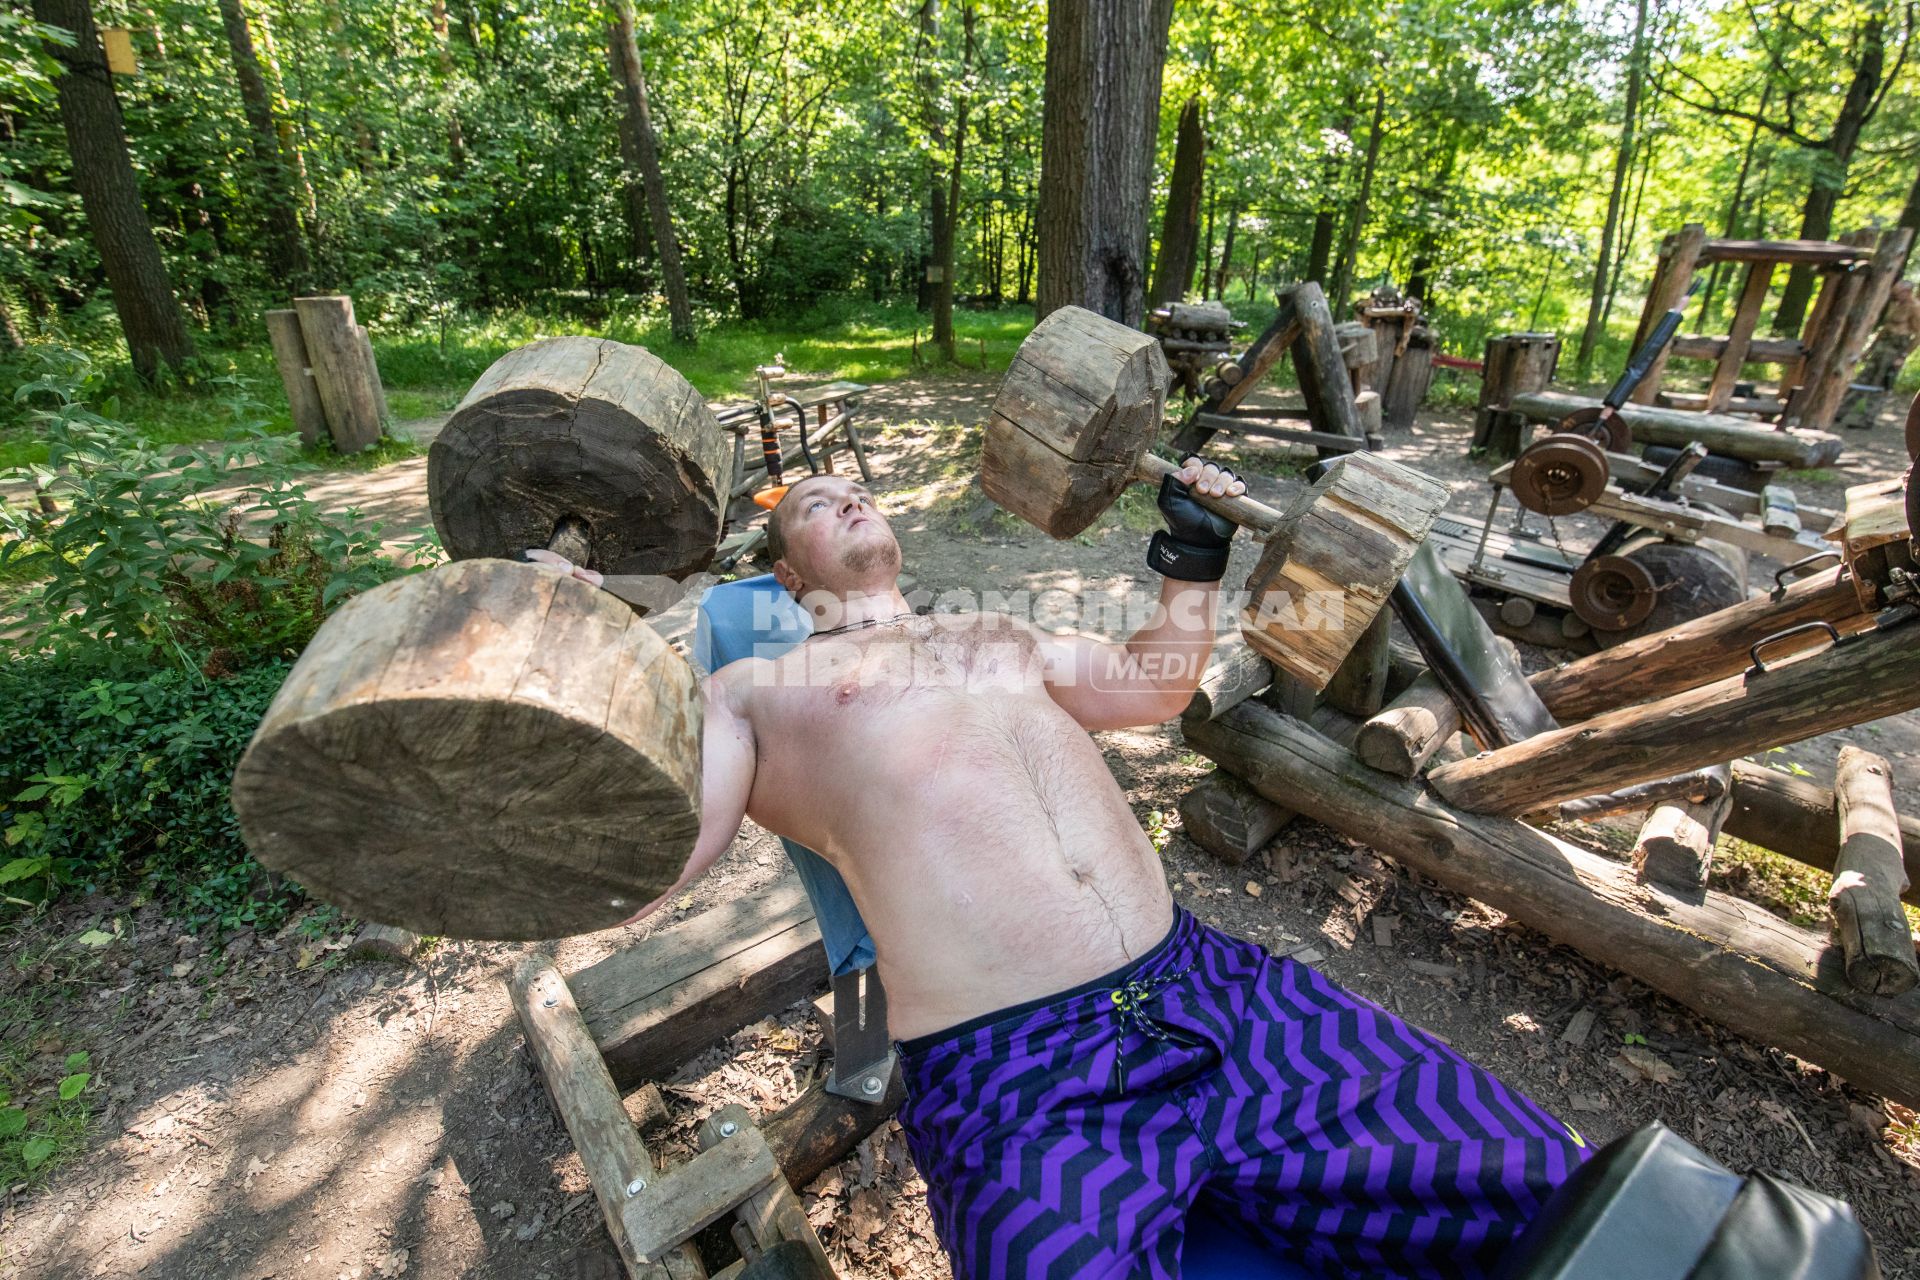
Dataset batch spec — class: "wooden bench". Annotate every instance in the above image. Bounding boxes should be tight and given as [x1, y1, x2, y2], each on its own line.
[715, 380, 873, 503]
[511, 878, 902, 1279]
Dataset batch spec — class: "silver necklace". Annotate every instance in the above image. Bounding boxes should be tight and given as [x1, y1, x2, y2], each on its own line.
[809, 611, 918, 639]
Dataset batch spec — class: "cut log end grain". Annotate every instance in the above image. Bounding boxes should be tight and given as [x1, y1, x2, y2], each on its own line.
[429, 336, 732, 580]
[981, 306, 1171, 538]
[231, 559, 702, 941]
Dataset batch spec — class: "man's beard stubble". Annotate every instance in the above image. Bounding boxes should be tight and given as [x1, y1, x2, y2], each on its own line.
[840, 536, 902, 575]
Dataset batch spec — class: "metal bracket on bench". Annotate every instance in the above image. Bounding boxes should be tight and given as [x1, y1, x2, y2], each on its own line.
[823, 967, 896, 1104]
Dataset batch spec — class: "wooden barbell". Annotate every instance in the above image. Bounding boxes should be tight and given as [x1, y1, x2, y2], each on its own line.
[981, 305, 1449, 692]
[233, 313, 1449, 941]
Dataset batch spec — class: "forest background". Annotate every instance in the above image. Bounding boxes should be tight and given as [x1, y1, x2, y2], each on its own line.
[2, 0, 1917, 463]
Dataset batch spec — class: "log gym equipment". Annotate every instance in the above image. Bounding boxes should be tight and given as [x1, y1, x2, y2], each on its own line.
[231, 313, 1917, 1276]
[1423, 425, 1833, 645]
[1180, 450, 1920, 1106]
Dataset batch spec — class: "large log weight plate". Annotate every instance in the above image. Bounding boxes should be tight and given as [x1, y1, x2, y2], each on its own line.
[231, 559, 703, 940]
[428, 337, 733, 580]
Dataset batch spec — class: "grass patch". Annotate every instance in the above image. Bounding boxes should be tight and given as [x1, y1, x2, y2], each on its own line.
[300, 433, 424, 472]
[1, 300, 1038, 472]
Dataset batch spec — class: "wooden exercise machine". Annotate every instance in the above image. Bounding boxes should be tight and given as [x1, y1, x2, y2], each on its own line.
[1176, 464, 1920, 1107]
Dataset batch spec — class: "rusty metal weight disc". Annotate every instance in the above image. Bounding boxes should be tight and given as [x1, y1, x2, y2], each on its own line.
[1554, 404, 1633, 452]
[1511, 432, 1610, 516]
[1570, 554, 1658, 632]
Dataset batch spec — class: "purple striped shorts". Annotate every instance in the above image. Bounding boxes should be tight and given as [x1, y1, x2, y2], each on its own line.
[894, 908, 1587, 1279]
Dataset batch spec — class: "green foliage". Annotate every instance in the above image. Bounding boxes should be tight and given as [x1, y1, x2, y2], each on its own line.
[0, 346, 401, 674]
[0, 1050, 92, 1186]
[0, 655, 294, 926]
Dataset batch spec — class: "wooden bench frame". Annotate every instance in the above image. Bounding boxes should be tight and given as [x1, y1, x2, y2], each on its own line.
[511, 878, 903, 1279]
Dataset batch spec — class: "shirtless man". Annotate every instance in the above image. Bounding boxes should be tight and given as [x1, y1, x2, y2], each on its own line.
[547, 462, 1584, 1279]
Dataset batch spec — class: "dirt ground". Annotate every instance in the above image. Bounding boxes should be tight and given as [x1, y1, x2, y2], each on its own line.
[4, 369, 1920, 1280]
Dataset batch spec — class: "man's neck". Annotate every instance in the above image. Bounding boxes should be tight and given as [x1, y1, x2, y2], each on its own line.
[805, 586, 913, 633]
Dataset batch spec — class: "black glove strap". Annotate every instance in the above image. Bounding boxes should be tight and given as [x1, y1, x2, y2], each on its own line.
[1148, 530, 1230, 582]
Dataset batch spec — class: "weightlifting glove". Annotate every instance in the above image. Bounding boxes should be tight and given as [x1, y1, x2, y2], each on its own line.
[1148, 465, 1237, 582]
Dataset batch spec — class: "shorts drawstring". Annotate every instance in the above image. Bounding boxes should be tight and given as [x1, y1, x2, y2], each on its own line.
[1108, 964, 1193, 1090]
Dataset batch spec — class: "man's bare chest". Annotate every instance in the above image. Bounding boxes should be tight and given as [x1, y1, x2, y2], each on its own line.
[747, 620, 1049, 741]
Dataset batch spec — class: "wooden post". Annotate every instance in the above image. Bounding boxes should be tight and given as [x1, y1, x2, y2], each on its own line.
[1288, 281, 1364, 443]
[1427, 619, 1920, 815]
[1184, 631, 1276, 722]
[1353, 389, 1384, 440]
[1791, 228, 1913, 431]
[1830, 746, 1918, 996]
[355, 324, 390, 426]
[1382, 324, 1435, 430]
[1724, 760, 1920, 908]
[1473, 333, 1559, 454]
[1634, 764, 1732, 891]
[1323, 609, 1390, 718]
[1704, 263, 1773, 412]
[1355, 671, 1462, 777]
[1628, 223, 1708, 406]
[509, 957, 702, 1280]
[264, 309, 329, 447]
[1335, 321, 1377, 389]
[1184, 701, 1920, 1110]
[292, 295, 384, 452]
[1178, 771, 1294, 865]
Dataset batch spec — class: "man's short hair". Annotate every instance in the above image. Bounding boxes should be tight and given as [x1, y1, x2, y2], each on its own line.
[764, 475, 833, 564]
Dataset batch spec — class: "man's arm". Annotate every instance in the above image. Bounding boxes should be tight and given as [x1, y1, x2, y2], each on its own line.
[1036, 459, 1244, 731]
[620, 664, 759, 924]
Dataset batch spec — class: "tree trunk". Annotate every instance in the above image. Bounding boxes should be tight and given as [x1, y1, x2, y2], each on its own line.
[216, 0, 310, 292]
[924, 2, 974, 360]
[1576, 0, 1647, 375]
[1147, 96, 1205, 309]
[1034, 0, 1175, 326]
[0, 294, 22, 351]
[1330, 86, 1386, 309]
[1896, 162, 1920, 279]
[1201, 183, 1216, 295]
[606, 28, 655, 277]
[1775, 12, 1886, 337]
[1600, 128, 1657, 335]
[35, 0, 196, 380]
[429, 0, 467, 169]
[609, 0, 694, 344]
[1213, 199, 1237, 297]
[1304, 110, 1350, 285]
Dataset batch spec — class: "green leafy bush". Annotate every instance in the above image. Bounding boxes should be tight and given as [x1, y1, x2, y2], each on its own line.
[0, 347, 402, 675]
[0, 657, 296, 927]
[0, 346, 426, 922]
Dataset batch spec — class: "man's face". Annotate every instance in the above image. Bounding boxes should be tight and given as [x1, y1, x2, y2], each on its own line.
[771, 475, 901, 594]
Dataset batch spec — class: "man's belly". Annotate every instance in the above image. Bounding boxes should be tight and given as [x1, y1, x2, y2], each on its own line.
[750, 691, 1175, 1040]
